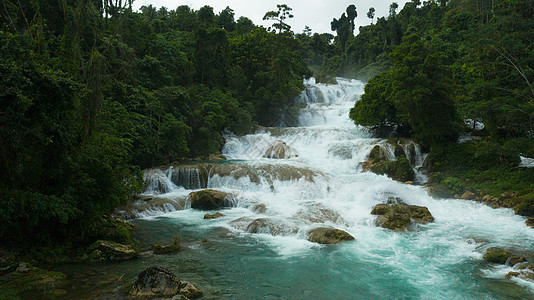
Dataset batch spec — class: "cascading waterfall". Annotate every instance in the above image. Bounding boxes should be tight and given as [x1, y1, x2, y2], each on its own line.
[133, 77, 534, 298]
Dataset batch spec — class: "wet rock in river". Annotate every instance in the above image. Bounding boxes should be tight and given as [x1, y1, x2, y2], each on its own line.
[371, 197, 434, 231]
[204, 212, 224, 220]
[189, 189, 231, 210]
[307, 227, 355, 244]
[85, 240, 137, 261]
[129, 266, 202, 299]
[264, 140, 299, 159]
[483, 247, 512, 264]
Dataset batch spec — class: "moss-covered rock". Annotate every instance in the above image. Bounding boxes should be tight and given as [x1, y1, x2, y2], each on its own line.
[98, 217, 135, 244]
[129, 266, 202, 299]
[0, 263, 66, 299]
[151, 242, 181, 255]
[483, 247, 512, 264]
[364, 157, 415, 182]
[189, 189, 230, 210]
[85, 240, 137, 262]
[371, 197, 434, 231]
[307, 227, 355, 244]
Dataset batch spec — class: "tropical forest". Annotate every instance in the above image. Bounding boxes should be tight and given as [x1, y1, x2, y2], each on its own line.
[0, 0, 533, 298]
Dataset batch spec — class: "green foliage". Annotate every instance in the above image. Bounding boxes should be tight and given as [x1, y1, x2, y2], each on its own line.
[0, 1, 309, 248]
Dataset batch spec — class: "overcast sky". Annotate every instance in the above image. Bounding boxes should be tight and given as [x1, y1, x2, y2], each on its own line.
[132, 0, 410, 34]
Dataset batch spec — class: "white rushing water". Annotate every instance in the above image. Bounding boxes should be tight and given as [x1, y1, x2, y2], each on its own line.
[137, 77, 534, 298]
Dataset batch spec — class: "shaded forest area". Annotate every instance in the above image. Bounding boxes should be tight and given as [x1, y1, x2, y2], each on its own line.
[0, 1, 309, 247]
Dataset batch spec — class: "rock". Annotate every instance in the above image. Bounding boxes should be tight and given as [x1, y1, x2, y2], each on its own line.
[505, 272, 521, 279]
[251, 203, 267, 214]
[295, 204, 345, 225]
[328, 143, 353, 159]
[526, 218, 534, 228]
[245, 218, 298, 236]
[368, 145, 388, 164]
[483, 247, 512, 264]
[151, 242, 181, 255]
[204, 212, 224, 220]
[86, 240, 137, 261]
[461, 191, 476, 200]
[371, 198, 434, 231]
[207, 153, 225, 161]
[129, 266, 202, 299]
[363, 157, 415, 182]
[405, 181, 414, 185]
[506, 256, 528, 266]
[514, 262, 534, 271]
[263, 140, 298, 159]
[189, 189, 230, 210]
[307, 227, 355, 244]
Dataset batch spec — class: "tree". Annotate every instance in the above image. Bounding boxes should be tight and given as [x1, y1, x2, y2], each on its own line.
[389, 2, 399, 18]
[263, 4, 294, 34]
[346, 4, 357, 32]
[367, 7, 376, 24]
[218, 6, 235, 31]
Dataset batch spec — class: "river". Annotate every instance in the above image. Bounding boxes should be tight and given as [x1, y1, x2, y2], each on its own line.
[61, 78, 534, 299]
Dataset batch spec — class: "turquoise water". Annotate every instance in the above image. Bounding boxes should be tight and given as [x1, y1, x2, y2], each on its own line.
[60, 78, 534, 299]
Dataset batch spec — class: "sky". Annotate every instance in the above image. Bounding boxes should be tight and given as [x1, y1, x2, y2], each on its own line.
[132, 0, 410, 34]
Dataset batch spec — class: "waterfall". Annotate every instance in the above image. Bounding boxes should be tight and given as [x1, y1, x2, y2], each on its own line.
[132, 77, 534, 297]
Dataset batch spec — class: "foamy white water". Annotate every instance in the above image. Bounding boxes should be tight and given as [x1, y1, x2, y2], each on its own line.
[137, 77, 534, 298]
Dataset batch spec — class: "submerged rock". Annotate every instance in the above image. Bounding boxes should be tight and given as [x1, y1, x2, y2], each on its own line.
[264, 140, 298, 159]
[371, 197, 434, 231]
[245, 218, 298, 236]
[204, 212, 224, 220]
[307, 227, 355, 244]
[129, 266, 202, 299]
[86, 240, 137, 261]
[189, 189, 230, 210]
[483, 247, 512, 264]
[251, 203, 267, 214]
[295, 204, 345, 225]
[151, 242, 181, 255]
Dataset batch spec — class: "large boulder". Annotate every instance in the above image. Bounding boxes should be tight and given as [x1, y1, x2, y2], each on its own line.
[86, 240, 137, 261]
[189, 189, 230, 210]
[264, 140, 298, 159]
[307, 227, 355, 244]
[362, 146, 414, 182]
[371, 197, 434, 231]
[483, 247, 512, 264]
[129, 266, 202, 299]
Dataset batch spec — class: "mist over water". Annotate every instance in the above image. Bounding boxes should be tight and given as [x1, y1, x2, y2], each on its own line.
[135, 78, 534, 298]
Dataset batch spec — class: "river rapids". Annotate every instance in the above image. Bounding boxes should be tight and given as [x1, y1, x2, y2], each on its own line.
[119, 78, 534, 299]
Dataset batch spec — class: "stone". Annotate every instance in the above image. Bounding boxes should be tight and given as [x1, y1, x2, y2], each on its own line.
[505, 272, 521, 279]
[129, 266, 202, 299]
[86, 240, 137, 261]
[526, 218, 534, 228]
[189, 189, 230, 210]
[371, 199, 434, 231]
[264, 140, 298, 159]
[245, 218, 298, 236]
[461, 191, 476, 200]
[251, 203, 267, 214]
[204, 212, 224, 220]
[363, 157, 415, 182]
[307, 227, 355, 244]
[151, 242, 181, 255]
[506, 256, 527, 266]
[483, 247, 512, 264]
